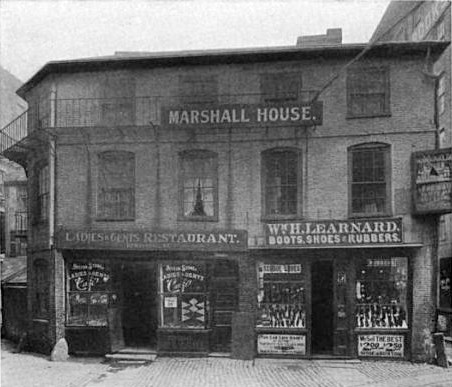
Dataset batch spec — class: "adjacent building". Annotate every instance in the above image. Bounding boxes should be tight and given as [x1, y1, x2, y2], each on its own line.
[371, 0, 452, 343]
[0, 35, 450, 361]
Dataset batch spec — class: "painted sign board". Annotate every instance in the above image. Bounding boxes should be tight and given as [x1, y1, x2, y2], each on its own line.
[412, 148, 452, 214]
[162, 102, 323, 127]
[358, 334, 404, 358]
[257, 334, 306, 355]
[56, 228, 247, 251]
[265, 218, 403, 247]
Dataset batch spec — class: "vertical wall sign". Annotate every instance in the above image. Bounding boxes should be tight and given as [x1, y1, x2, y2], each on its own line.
[412, 148, 452, 214]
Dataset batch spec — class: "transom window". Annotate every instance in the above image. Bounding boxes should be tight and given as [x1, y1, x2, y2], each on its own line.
[180, 150, 218, 220]
[97, 151, 135, 220]
[262, 148, 301, 218]
[347, 66, 390, 118]
[261, 72, 302, 102]
[37, 165, 49, 222]
[349, 143, 391, 217]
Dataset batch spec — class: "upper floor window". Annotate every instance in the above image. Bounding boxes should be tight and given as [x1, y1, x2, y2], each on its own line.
[262, 148, 302, 218]
[347, 66, 390, 118]
[179, 150, 218, 221]
[349, 143, 391, 217]
[37, 165, 49, 222]
[261, 72, 302, 102]
[97, 151, 135, 220]
[179, 75, 218, 104]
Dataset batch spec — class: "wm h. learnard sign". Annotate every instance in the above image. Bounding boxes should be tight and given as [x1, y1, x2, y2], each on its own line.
[266, 218, 403, 247]
[162, 102, 323, 127]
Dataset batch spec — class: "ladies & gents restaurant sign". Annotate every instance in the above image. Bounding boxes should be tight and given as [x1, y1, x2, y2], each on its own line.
[265, 218, 403, 247]
[56, 228, 247, 251]
[162, 102, 323, 127]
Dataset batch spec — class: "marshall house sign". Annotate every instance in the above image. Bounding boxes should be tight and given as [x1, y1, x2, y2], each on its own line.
[162, 102, 323, 127]
[266, 218, 403, 247]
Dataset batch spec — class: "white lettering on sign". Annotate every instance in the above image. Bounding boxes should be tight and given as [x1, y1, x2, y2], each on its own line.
[266, 219, 403, 247]
[358, 335, 404, 358]
[164, 103, 322, 127]
[257, 334, 306, 355]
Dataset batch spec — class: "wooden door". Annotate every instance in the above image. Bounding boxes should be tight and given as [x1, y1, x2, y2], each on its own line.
[108, 264, 124, 353]
[333, 259, 351, 356]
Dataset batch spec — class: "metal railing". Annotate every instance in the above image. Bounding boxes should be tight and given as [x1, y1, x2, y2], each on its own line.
[0, 111, 28, 153]
[0, 91, 319, 154]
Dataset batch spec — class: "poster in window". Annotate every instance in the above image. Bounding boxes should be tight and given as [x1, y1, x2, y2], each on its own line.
[257, 334, 306, 355]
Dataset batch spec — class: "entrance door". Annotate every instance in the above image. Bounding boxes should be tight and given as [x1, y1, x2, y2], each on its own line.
[210, 260, 238, 352]
[122, 263, 158, 347]
[311, 261, 334, 354]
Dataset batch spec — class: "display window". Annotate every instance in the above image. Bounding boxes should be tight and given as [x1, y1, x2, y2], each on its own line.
[256, 263, 306, 328]
[439, 258, 452, 310]
[355, 257, 408, 329]
[66, 260, 114, 326]
[159, 264, 208, 329]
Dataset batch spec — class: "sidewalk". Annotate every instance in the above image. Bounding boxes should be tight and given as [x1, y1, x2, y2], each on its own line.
[2, 340, 452, 387]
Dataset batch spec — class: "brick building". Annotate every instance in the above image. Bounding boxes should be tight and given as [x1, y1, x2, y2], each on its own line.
[371, 0, 452, 349]
[0, 37, 450, 361]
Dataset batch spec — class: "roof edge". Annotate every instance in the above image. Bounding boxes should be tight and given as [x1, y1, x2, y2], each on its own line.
[17, 40, 450, 98]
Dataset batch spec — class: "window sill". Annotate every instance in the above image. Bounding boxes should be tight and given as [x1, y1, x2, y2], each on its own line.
[354, 327, 409, 332]
[95, 218, 135, 222]
[348, 213, 393, 219]
[261, 215, 302, 222]
[346, 112, 391, 120]
[177, 216, 218, 223]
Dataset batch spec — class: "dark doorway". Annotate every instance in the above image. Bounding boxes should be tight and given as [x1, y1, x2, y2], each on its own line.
[122, 263, 158, 347]
[210, 260, 238, 352]
[311, 260, 334, 354]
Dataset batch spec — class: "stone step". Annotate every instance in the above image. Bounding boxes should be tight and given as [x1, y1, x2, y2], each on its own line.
[105, 353, 157, 362]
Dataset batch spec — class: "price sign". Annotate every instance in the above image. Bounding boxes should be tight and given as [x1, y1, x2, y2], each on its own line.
[358, 334, 404, 358]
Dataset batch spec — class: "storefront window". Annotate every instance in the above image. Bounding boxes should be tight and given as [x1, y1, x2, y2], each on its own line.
[67, 261, 113, 326]
[159, 264, 207, 329]
[355, 257, 408, 329]
[256, 263, 306, 328]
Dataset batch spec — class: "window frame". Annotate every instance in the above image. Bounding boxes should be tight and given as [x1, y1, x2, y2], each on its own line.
[348, 143, 392, 218]
[178, 75, 218, 105]
[33, 260, 49, 320]
[261, 147, 303, 220]
[66, 259, 114, 327]
[355, 257, 409, 330]
[96, 150, 135, 221]
[346, 66, 391, 119]
[178, 149, 219, 222]
[37, 164, 49, 223]
[158, 263, 209, 329]
[260, 72, 302, 103]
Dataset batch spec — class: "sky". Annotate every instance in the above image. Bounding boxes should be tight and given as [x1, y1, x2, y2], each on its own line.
[0, 0, 390, 83]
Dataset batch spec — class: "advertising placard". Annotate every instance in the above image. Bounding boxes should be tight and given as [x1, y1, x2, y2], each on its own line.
[412, 148, 452, 214]
[358, 334, 404, 358]
[265, 218, 403, 247]
[257, 334, 306, 355]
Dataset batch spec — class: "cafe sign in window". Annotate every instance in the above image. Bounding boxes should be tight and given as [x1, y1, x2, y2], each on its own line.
[67, 261, 114, 327]
[159, 264, 207, 329]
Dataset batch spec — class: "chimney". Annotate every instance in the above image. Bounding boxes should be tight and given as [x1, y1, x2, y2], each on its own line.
[296, 28, 342, 47]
